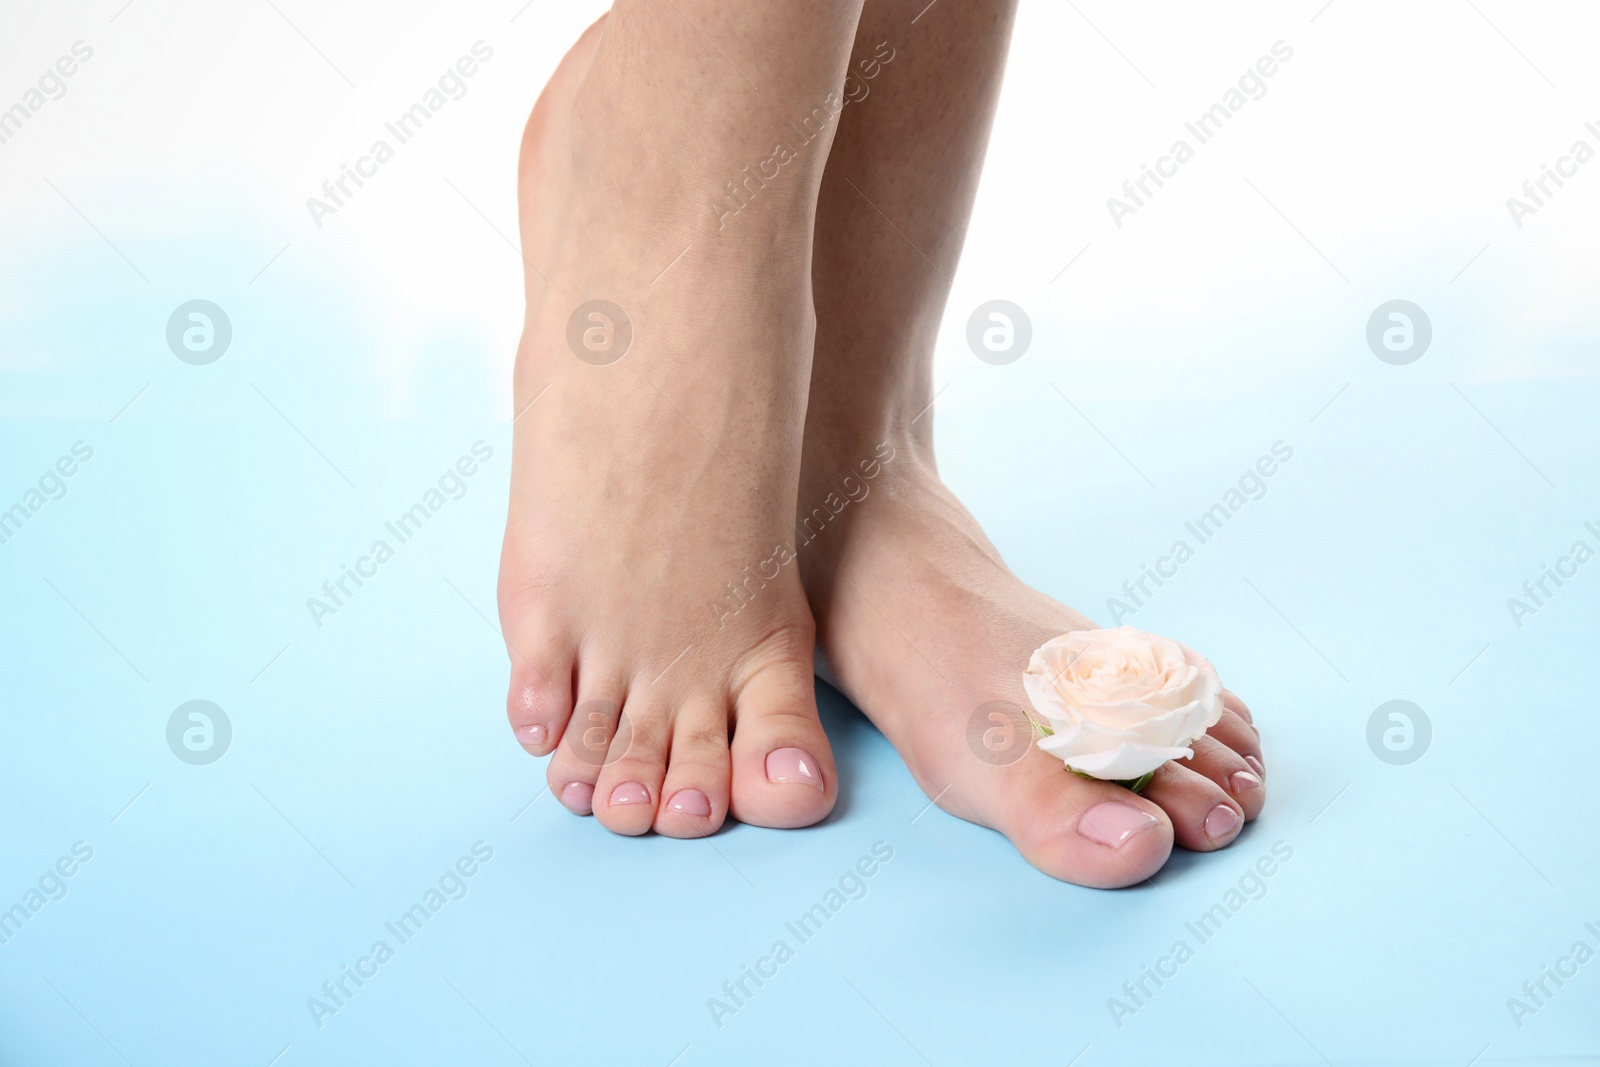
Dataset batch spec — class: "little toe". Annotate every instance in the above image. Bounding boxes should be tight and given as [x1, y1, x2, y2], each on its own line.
[506, 647, 574, 756]
[1142, 761, 1245, 852]
[655, 701, 731, 839]
[728, 666, 835, 829]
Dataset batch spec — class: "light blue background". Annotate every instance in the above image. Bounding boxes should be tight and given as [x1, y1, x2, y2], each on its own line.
[4, 0, 1600, 1059]
[1, 232, 1597, 1066]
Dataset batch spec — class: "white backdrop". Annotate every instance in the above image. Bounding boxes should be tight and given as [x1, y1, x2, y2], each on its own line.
[4, 0, 1596, 422]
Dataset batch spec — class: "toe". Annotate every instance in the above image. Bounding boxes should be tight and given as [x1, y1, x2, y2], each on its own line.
[973, 751, 1174, 888]
[1178, 733, 1266, 821]
[546, 676, 624, 815]
[1142, 761, 1245, 852]
[655, 700, 731, 839]
[506, 650, 574, 756]
[1221, 688, 1253, 724]
[592, 698, 668, 836]
[1208, 708, 1262, 768]
[502, 617, 576, 756]
[728, 665, 835, 829]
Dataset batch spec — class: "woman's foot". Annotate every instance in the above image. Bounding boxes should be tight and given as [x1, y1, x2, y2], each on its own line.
[793, 0, 1261, 886]
[497, 12, 858, 837]
[798, 438, 1266, 887]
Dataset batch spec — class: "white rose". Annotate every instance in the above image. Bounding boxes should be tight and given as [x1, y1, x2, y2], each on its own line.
[1023, 626, 1224, 783]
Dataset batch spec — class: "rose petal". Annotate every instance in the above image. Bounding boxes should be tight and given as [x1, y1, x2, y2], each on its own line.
[1024, 627, 1227, 782]
[1037, 699, 1213, 750]
[1038, 731, 1195, 779]
[1042, 687, 1205, 735]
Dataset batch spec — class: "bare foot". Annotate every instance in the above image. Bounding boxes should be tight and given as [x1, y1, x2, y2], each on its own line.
[791, 0, 1262, 887]
[799, 441, 1266, 887]
[497, 17, 843, 837]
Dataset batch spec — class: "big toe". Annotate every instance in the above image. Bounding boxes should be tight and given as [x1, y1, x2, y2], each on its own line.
[728, 664, 836, 829]
[963, 750, 1174, 889]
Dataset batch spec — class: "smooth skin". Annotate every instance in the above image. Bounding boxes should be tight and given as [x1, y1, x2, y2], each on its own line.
[499, 1, 1267, 887]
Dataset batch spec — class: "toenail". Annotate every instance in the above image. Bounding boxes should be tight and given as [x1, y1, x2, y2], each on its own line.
[667, 788, 711, 816]
[1244, 754, 1265, 779]
[609, 781, 650, 806]
[1230, 770, 1263, 794]
[1205, 803, 1241, 843]
[560, 782, 595, 813]
[765, 747, 824, 790]
[1078, 802, 1160, 848]
[516, 723, 547, 747]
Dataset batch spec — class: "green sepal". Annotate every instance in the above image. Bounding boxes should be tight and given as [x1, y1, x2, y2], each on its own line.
[1068, 767, 1156, 794]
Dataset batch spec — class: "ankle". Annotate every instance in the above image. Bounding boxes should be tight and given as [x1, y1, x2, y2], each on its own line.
[804, 386, 937, 471]
[799, 428, 934, 512]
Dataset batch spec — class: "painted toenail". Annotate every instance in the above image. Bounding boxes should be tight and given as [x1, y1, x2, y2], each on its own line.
[667, 788, 711, 816]
[1231, 770, 1263, 794]
[1205, 803, 1241, 843]
[1244, 754, 1265, 779]
[1078, 802, 1160, 848]
[609, 782, 650, 806]
[516, 723, 547, 747]
[765, 747, 823, 790]
[560, 782, 595, 813]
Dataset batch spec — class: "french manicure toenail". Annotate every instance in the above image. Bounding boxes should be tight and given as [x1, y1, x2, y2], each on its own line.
[561, 782, 595, 813]
[766, 747, 823, 790]
[668, 788, 711, 816]
[1205, 804, 1240, 842]
[517, 723, 547, 746]
[610, 781, 650, 806]
[1231, 770, 1263, 794]
[1244, 755, 1265, 779]
[1078, 802, 1160, 848]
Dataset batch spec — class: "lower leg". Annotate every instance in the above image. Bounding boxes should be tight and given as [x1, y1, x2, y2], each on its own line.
[805, 1, 1011, 453]
[799, 0, 1267, 886]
